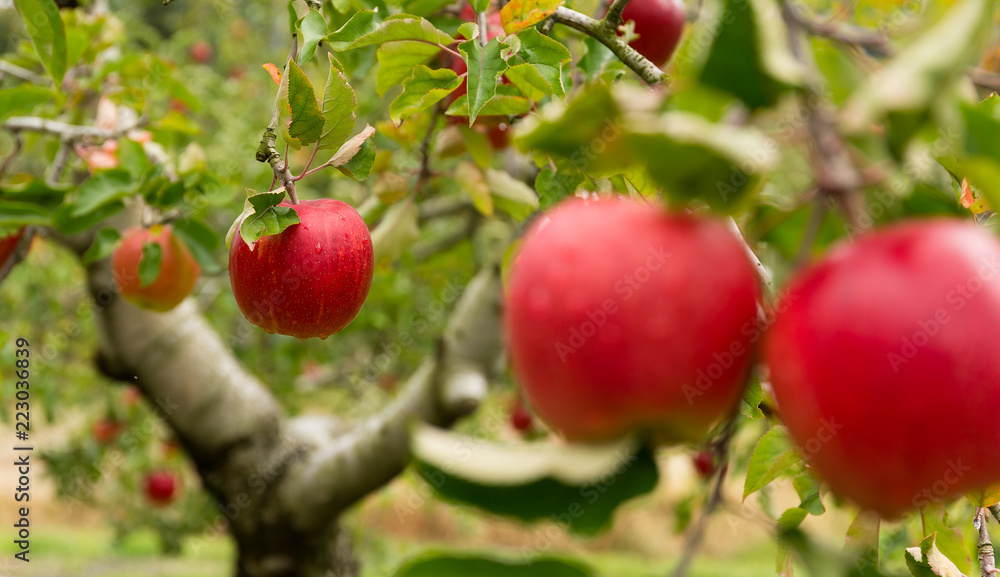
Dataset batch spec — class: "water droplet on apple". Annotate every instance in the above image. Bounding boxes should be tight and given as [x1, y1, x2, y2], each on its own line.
[315, 243, 322, 254]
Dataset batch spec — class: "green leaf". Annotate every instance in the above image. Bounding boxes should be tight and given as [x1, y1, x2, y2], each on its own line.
[504, 63, 552, 100]
[743, 426, 802, 500]
[389, 66, 463, 125]
[278, 60, 325, 150]
[376, 41, 442, 97]
[394, 552, 594, 577]
[792, 471, 824, 515]
[72, 169, 134, 217]
[138, 241, 162, 288]
[0, 200, 53, 230]
[458, 21, 479, 41]
[0, 85, 53, 122]
[514, 83, 620, 164]
[318, 56, 358, 152]
[337, 137, 377, 181]
[412, 425, 657, 536]
[905, 533, 965, 577]
[459, 37, 508, 125]
[777, 507, 808, 530]
[325, 9, 384, 50]
[455, 161, 493, 216]
[841, 0, 992, 152]
[171, 217, 221, 274]
[82, 227, 121, 265]
[486, 168, 538, 221]
[51, 201, 123, 234]
[919, 502, 969, 574]
[326, 124, 377, 168]
[238, 189, 301, 249]
[534, 164, 583, 209]
[578, 36, 614, 83]
[739, 376, 766, 420]
[370, 198, 419, 262]
[978, 93, 1000, 121]
[696, 0, 803, 109]
[499, 0, 563, 34]
[624, 112, 776, 212]
[13, 0, 67, 86]
[845, 510, 880, 574]
[297, 9, 329, 64]
[510, 28, 570, 98]
[467, 0, 490, 16]
[332, 15, 455, 50]
[444, 90, 532, 117]
[458, 125, 492, 168]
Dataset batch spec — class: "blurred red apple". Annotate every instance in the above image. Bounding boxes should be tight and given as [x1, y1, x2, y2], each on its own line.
[766, 220, 1000, 519]
[228, 199, 374, 340]
[112, 225, 201, 312]
[189, 40, 214, 64]
[144, 471, 178, 505]
[505, 197, 759, 442]
[0, 227, 26, 273]
[93, 419, 124, 445]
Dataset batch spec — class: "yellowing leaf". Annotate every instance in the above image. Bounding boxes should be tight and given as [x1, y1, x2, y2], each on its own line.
[500, 0, 564, 34]
[964, 483, 1000, 508]
[263, 62, 282, 85]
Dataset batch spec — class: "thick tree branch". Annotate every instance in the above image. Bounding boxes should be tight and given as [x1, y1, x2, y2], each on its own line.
[277, 263, 503, 527]
[549, 7, 666, 86]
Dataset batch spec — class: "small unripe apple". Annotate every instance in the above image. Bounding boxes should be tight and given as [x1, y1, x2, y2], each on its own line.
[505, 198, 760, 442]
[766, 220, 1000, 519]
[228, 199, 374, 340]
[92, 419, 124, 445]
[144, 470, 178, 505]
[0, 227, 26, 272]
[617, 0, 686, 66]
[189, 40, 214, 64]
[112, 225, 201, 312]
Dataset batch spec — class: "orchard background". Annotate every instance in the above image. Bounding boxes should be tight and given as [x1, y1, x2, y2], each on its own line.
[1, 0, 1000, 575]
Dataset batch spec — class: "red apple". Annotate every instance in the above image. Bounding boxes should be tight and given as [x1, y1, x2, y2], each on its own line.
[144, 470, 178, 505]
[693, 451, 716, 478]
[112, 225, 201, 312]
[0, 227, 26, 273]
[93, 419, 124, 444]
[228, 199, 374, 340]
[616, 0, 686, 66]
[766, 220, 1000, 519]
[189, 40, 214, 64]
[504, 197, 760, 442]
[510, 399, 534, 433]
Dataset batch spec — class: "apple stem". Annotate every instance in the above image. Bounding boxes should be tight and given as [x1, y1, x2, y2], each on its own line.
[547, 7, 666, 86]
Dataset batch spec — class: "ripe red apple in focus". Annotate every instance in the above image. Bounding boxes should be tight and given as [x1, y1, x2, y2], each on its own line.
[504, 198, 760, 442]
[765, 220, 1000, 519]
[228, 199, 374, 340]
[93, 419, 124, 444]
[616, 0, 686, 66]
[0, 227, 26, 272]
[189, 40, 214, 64]
[144, 470, 178, 505]
[112, 225, 201, 312]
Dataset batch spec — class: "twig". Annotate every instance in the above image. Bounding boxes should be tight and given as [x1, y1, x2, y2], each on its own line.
[0, 60, 47, 84]
[980, 509, 996, 577]
[256, 36, 300, 202]
[671, 418, 738, 577]
[603, 0, 633, 30]
[725, 216, 774, 295]
[793, 191, 827, 268]
[548, 7, 666, 86]
[47, 140, 73, 184]
[0, 133, 22, 180]
[782, 2, 892, 56]
[1, 116, 143, 141]
[971, 69, 1000, 93]
[295, 142, 321, 179]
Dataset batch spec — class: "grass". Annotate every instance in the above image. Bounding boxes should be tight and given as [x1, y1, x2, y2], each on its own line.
[1, 523, 777, 577]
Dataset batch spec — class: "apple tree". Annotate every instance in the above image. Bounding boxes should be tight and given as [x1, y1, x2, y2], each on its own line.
[3, 0, 1000, 575]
